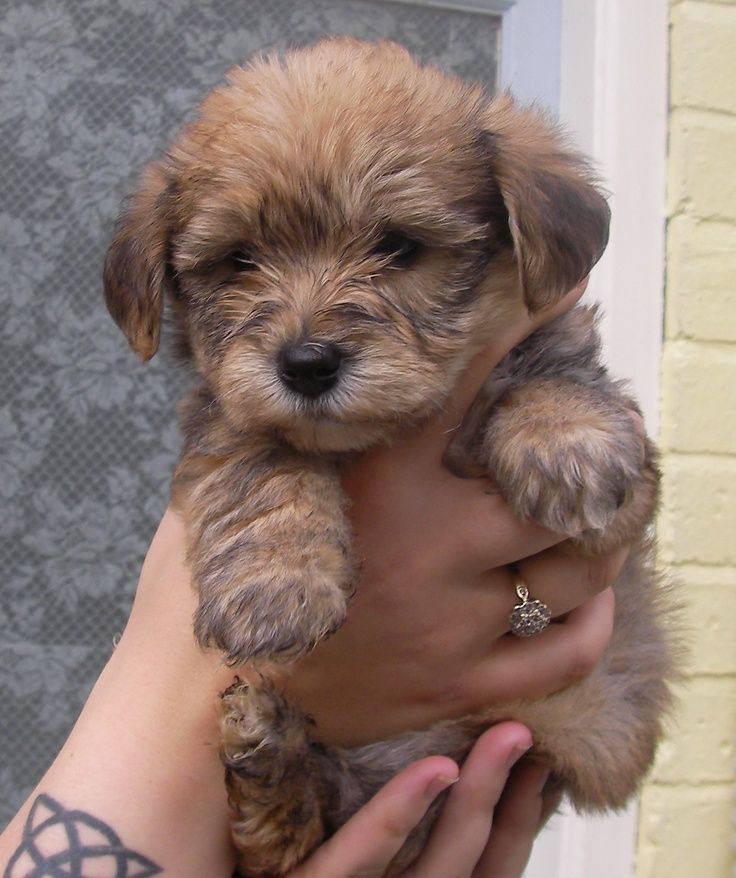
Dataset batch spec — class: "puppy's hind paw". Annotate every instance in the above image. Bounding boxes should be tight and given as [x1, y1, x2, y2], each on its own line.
[221, 680, 328, 877]
[220, 678, 310, 769]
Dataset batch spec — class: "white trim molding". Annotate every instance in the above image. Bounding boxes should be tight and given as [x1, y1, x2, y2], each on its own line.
[381, 0, 514, 14]
[525, 2, 669, 877]
[560, 0, 669, 435]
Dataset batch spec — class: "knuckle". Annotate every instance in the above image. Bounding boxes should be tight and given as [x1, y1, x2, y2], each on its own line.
[380, 811, 416, 843]
[584, 555, 617, 595]
[564, 641, 600, 684]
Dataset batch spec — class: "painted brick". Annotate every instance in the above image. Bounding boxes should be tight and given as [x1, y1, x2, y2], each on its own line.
[659, 455, 736, 565]
[674, 578, 736, 675]
[671, 2, 736, 114]
[660, 341, 736, 453]
[665, 216, 736, 342]
[668, 108, 736, 221]
[642, 3, 736, 877]
[649, 677, 736, 783]
[637, 784, 734, 878]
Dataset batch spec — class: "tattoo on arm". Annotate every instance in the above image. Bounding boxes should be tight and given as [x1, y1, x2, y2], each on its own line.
[4, 794, 162, 877]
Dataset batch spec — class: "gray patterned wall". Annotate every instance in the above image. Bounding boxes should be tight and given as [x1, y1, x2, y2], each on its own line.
[0, 0, 499, 825]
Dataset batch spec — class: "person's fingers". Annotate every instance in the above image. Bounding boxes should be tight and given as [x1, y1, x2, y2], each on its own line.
[345, 458, 631, 585]
[412, 534, 626, 649]
[454, 539, 627, 642]
[291, 756, 459, 878]
[471, 763, 549, 878]
[512, 541, 630, 616]
[409, 723, 532, 878]
[538, 784, 565, 829]
[341, 456, 569, 583]
[463, 588, 615, 704]
[401, 480, 564, 574]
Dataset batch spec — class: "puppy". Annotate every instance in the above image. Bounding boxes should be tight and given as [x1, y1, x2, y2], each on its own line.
[103, 39, 681, 877]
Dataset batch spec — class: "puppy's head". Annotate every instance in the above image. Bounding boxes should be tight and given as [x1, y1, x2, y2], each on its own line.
[104, 39, 609, 451]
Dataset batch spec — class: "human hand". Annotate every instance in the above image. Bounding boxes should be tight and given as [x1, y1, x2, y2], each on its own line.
[291, 722, 545, 878]
[283, 280, 624, 746]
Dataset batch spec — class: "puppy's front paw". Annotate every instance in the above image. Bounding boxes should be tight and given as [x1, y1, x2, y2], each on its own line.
[484, 384, 644, 539]
[193, 549, 351, 664]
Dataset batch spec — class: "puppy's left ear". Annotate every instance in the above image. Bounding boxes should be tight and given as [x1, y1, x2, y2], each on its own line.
[103, 163, 177, 361]
[485, 95, 610, 311]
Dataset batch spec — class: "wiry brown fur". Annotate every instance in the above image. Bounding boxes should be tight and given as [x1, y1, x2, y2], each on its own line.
[103, 39, 682, 877]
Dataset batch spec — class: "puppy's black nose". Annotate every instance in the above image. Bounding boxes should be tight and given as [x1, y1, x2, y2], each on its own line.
[278, 341, 343, 397]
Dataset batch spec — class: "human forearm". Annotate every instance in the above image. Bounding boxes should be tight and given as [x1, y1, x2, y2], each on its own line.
[1, 648, 234, 878]
[0, 517, 236, 877]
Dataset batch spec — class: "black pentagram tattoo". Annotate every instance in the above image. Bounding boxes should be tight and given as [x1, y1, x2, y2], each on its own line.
[4, 794, 163, 878]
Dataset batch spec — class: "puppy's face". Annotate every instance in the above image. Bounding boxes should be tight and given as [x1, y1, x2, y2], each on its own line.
[104, 39, 609, 452]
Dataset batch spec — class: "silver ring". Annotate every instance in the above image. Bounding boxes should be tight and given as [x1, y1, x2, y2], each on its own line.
[508, 575, 552, 637]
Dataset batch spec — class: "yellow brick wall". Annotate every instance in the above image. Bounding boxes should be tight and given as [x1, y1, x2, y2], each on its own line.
[637, 2, 736, 876]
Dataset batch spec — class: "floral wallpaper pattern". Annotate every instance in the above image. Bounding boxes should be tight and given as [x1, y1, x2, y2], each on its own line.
[0, 0, 499, 825]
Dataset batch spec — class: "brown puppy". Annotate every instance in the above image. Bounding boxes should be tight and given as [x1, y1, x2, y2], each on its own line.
[104, 39, 681, 877]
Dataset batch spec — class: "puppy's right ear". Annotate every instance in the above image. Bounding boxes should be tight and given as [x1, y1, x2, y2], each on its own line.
[103, 163, 176, 361]
[484, 95, 610, 312]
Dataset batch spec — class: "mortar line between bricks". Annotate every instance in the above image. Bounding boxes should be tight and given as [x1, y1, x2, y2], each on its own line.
[645, 780, 735, 789]
[660, 458, 736, 464]
[664, 336, 736, 348]
[669, 207, 736, 224]
[664, 559, 736, 571]
[669, 105, 736, 126]
[670, 102, 736, 122]
[671, 0, 736, 9]
[678, 672, 736, 680]
[659, 449, 736, 460]
[667, 213, 736, 227]
[665, 562, 736, 577]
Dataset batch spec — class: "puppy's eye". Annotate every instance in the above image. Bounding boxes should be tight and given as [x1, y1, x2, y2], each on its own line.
[372, 232, 423, 269]
[230, 248, 259, 272]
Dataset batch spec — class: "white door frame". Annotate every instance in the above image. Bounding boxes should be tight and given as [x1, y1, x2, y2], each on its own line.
[512, 1, 669, 877]
[497, 0, 668, 429]
[558, 0, 668, 436]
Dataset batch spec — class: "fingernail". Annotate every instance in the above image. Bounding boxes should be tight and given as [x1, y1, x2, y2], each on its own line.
[537, 770, 550, 794]
[505, 740, 533, 771]
[424, 774, 459, 800]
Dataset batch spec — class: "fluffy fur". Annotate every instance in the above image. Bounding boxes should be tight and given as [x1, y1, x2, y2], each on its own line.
[103, 39, 682, 877]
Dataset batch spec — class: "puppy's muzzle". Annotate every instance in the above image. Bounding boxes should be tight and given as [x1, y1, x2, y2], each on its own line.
[278, 341, 343, 398]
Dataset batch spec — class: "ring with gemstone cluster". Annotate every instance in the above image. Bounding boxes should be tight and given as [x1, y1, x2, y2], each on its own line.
[508, 572, 552, 637]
